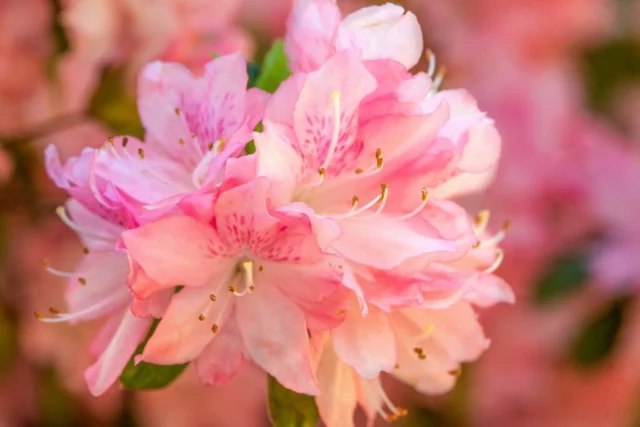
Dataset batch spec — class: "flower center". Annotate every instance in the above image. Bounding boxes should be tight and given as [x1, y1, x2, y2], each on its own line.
[228, 259, 257, 297]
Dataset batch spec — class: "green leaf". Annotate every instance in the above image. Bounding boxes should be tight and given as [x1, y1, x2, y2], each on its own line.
[570, 296, 631, 368]
[534, 249, 590, 305]
[88, 67, 144, 138]
[267, 375, 319, 427]
[119, 320, 188, 390]
[247, 62, 261, 89]
[256, 41, 292, 94]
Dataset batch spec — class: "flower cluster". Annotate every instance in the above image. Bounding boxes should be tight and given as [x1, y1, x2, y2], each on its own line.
[40, 1, 512, 425]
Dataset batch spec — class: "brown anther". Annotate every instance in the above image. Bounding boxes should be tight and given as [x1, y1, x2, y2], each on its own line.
[397, 408, 408, 416]
[386, 414, 398, 422]
[355, 168, 364, 174]
[249, 285, 256, 292]
[228, 285, 237, 293]
[258, 265, 264, 272]
[211, 324, 219, 334]
[174, 107, 181, 116]
[208, 142, 214, 151]
[217, 137, 227, 152]
[376, 156, 384, 169]
[122, 137, 129, 148]
[418, 353, 427, 360]
[448, 369, 461, 377]
[178, 138, 185, 145]
[336, 309, 347, 316]
[42, 258, 50, 267]
[34, 311, 43, 319]
[394, 363, 400, 369]
[190, 132, 197, 139]
[379, 183, 388, 201]
[318, 167, 326, 177]
[78, 277, 87, 285]
[413, 347, 424, 355]
[421, 188, 429, 202]
[138, 148, 145, 159]
[82, 247, 90, 254]
[198, 314, 206, 321]
[108, 137, 115, 146]
[337, 265, 343, 270]
[209, 293, 217, 302]
[375, 148, 382, 160]
[474, 210, 490, 226]
[502, 219, 511, 231]
[49, 307, 60, 315]
[472, 241, 481, 249]
[351, 195, 359, 206]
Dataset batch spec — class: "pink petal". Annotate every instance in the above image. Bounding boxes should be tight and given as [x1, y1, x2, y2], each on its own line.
[285, 0, 342, 72]
[236, 284, 319, 395]
[332, 309, 396, 379]
[194, 313, 245, 386]
[142, 287, 234, 365]
[130, 289, 173, 318]
[293, 52, 377, 173]
[85, 309, 152, 396]
[316, 345, 358, 427]
[332, 215, 459, 269]
[245, 87, 271, 130]
[122, 216, 235, 298]
[337, 4, 423, 69]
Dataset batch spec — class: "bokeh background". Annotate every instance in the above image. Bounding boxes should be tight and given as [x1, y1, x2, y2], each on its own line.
[1, 0, 640, 426]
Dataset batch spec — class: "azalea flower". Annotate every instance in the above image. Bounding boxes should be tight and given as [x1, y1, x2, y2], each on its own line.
[286, 0, 424, 72]
[122, 178, 348, 395]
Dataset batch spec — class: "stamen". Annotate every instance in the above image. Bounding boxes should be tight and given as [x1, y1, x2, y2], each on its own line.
[209, 293, 216, 302]
[331, 185, 386, 220]
[208, 142, 214, 151]
[370, 184, 389, 216]
[474, 210, 491, 233]
[449, 368, 461, 377]
[82, 247, 90, 254]
[258, 265, 264, 272]
[138, 148, 145, 159]
[43, 261, 85, 279]
[357, 148, 385, 177]
[178, 138, 185, 145]
[485, 249, 505, 274]
[174, 107, 181, 116]
[396, 188, 430, 220]
[475, 219, 510, 248]
[211, 324, 219, 334]
[198, 314, 206, 321]
[108, 137, 115, 146]
[425, 49, 436, 77]
[37, 292, 129, 323]
[216, 137, 227, 153]
[432, 66, 447, 92]
[122, 137, 129, 148]
[55, 206, 114, 242]
[320, 91, 342, 170]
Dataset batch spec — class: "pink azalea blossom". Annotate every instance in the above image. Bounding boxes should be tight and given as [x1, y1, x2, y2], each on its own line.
[286, 0, 423, 72]
[122, 178, 348, 396]
[314, 220, 513, 426]
[255, 51, 500, 273]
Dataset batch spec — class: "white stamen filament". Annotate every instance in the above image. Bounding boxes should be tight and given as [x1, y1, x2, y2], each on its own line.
[331, 185, 387, 220]
[432, 66, 447, 92]
[485, 249, 504, 274]
[44, 264, 85, 279]
[395, 189, 430, 221]
[360, 378, 407, 422]
[234, 261, 255, 296]
[55, 206, 114, 242]
[88, 155, 116, 209]
[320, 92, 342, 171]
[426, 49, 436, 77]
[37, 292, 129, 323]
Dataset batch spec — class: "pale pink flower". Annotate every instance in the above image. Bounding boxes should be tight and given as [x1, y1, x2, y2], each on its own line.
[255, 52, 500, 272]
[286, 0, 423, 72]
[122, 178, 347, 396]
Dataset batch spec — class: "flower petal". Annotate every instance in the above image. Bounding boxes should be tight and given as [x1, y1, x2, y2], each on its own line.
[236, 284, 319, 395]
[316, 344, 358, 427]
[194, 313, 245, 386]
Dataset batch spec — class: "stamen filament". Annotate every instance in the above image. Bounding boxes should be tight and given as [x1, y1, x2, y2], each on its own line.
[55, 206, 115, 242]
[320, 92, 342, 170]
[485, 249, 505, 274]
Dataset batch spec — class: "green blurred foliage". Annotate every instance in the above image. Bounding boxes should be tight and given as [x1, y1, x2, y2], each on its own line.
[89, 67, 145, 138]
[267, 375, 319, 427]
[120, 320, 188, 390]
[569, 296, 631, 368]
[256, 41, 292, 94]
[534, 249, 591, 306]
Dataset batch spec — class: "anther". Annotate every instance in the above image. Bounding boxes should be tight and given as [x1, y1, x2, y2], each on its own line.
[178, 138, 185, 145]
[208, 142, 214, 151]
[34, 311, 43, 319]
[122, 137, 129, 148]
[82, 247, 90, 254]
[78, 278, 87, 285]
[228, 285, 237, 293]
[448, 369, 461, 377]
[258, 265, 264, 272]
[49, 307, 60, 315]
[174, 108, 181, 116]
[209, 293, 216, 302]
[355, 168, 364, 174]
[138, 148, 145, 159]
[108, 137, 115, 146]
[217, 137, 227, 152]
[421, 188, 429, 202]
[198, 314, 206, 321]
[211, 324, 219, 334]
[351, 195, 359, 207]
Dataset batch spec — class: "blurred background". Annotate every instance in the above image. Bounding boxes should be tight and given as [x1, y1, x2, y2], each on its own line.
[1, 0, 640, 426]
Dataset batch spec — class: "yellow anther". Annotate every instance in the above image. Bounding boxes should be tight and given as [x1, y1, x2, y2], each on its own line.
[138, 148, 145, 159]
[174, 108, 181, 116]
[49, 307, 60, 315]
[421, 188, 429, 202]
[217, 137, 227, 153]
[228, 285, 237, 293]
[351, 195, 359, 207]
